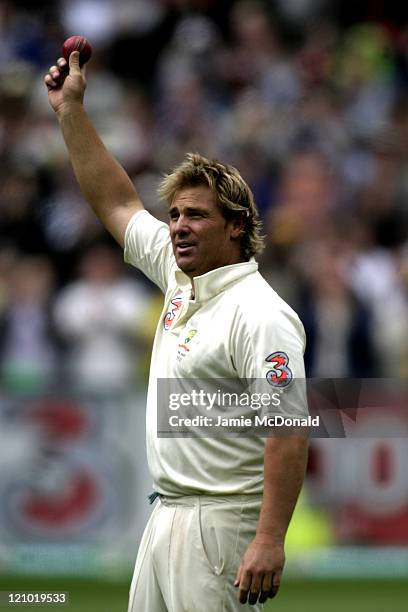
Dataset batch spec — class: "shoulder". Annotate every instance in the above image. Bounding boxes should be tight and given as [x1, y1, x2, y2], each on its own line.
[124, 209, 171, 259]
[124, 209, 177, 294]
[229, 271, 305, 347]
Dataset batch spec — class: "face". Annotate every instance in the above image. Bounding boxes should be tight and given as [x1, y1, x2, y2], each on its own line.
[169, 186, 244, 279]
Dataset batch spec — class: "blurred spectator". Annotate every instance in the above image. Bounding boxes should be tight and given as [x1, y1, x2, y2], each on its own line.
[270, 150, 336, 237]
[297, 238, 376, 377]
[349, 244, 408, 377]
[53, 244, 149, 390]
[259, 150, 338, 305]
[0, 165, 49, 255]
[0, 255, 59, 390]
[336, 23, 395, 139]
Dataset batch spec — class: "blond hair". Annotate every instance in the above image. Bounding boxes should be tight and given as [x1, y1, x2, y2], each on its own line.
[158, 152, 265, 259]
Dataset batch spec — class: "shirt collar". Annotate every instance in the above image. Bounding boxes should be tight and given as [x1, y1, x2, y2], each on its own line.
[174, 259, 258, 303]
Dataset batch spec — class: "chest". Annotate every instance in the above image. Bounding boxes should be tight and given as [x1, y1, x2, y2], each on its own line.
[156, 291, 237, 378]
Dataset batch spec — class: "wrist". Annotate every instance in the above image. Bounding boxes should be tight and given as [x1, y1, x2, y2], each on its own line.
[56, 100, 84, 121]
[255, 530, 285, 545]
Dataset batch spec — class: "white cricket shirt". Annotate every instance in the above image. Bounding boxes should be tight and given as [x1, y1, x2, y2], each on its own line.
[125, 210, 307, 496]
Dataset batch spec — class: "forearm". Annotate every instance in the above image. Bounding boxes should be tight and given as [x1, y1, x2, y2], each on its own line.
[57, 103, 143, 229]
[234, 436, 308, 603]
[45, 52, 144, 245]
[257, 436, 308, 543]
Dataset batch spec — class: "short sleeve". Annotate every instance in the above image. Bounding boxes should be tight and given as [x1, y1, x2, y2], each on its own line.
[231, 308, 308, 419]
[124, 209, 176, 294]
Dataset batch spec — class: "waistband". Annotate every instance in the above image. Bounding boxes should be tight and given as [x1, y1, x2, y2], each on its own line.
[151, 492, 262, 508]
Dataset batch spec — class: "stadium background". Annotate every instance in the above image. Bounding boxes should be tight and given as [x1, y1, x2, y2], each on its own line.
[0, 0, 408, 610]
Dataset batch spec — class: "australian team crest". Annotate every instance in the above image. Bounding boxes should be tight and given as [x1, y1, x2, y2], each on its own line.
[177, 329, 198, 360]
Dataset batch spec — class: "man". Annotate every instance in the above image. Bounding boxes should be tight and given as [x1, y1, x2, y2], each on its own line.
[45, 51, 308, 611]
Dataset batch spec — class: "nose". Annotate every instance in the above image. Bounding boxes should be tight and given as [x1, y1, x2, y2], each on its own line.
[173, 214, 190, 235]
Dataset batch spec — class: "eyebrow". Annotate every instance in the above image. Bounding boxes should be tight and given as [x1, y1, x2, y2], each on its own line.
[168, 205, 209, 215]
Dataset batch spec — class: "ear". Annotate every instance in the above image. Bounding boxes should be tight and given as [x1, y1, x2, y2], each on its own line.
[229, 213, 246, 239]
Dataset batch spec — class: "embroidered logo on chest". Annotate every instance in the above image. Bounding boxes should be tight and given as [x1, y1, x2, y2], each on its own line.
[176, 329, 198, 361]
[163, 296, 183, 330]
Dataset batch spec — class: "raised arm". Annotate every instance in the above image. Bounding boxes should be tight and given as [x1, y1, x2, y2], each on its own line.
[44, 51, 143, 247]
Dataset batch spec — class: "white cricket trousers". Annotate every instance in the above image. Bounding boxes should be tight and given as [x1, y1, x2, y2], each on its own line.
[128, 494, 264, 612]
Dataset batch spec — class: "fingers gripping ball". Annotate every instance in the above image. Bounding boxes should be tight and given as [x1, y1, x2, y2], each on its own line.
[62, 36, 92, 67]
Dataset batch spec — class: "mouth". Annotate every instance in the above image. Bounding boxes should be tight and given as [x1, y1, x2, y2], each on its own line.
[176, 242, 196, 254]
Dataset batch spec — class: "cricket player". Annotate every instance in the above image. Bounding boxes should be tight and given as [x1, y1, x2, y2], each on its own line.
[45, 51, 309, 611]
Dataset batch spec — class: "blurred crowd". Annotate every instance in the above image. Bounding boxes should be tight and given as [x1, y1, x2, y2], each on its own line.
[1, 0, 408, 390]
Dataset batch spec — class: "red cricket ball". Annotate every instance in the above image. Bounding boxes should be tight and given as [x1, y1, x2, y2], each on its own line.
[62, 36, 92, 67]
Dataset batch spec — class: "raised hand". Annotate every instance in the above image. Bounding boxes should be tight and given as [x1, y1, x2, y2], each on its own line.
[44, 51, 86, 115]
